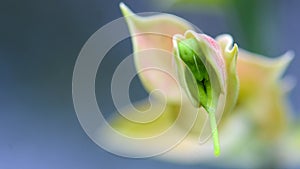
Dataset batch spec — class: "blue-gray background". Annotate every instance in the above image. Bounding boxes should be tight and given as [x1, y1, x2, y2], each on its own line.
[1, 0, 299, 169]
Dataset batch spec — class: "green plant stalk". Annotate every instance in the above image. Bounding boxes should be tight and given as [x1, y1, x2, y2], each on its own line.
[208, 107, 220, 156]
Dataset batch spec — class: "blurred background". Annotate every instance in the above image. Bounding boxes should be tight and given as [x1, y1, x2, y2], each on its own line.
[0, 0, 299, 168]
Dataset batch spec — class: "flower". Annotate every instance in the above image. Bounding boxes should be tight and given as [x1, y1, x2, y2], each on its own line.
[172, 30, 239, 156]
[101, 2, 295, 168]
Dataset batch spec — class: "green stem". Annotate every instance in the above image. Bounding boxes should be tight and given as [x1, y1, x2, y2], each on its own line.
[208, 108, 220, 157]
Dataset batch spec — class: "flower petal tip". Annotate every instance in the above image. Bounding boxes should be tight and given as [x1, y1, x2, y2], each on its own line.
[230, 43, 238, 64]
[120, 2, 132, 16]
[273, 50, 294, 79]
[279, 50, 294, 68]
[216, 34, 238, 59]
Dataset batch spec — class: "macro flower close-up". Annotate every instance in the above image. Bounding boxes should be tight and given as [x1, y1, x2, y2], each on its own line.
[1, 1, 300, 169]
[101, 2, 299, 168]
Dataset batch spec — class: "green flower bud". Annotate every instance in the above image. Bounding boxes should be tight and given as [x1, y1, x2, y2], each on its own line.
[173, 30, 239, 156]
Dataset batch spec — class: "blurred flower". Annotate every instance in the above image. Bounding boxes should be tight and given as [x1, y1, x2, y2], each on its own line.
[102, 3, 296, 168]
[277, 122, 300, 168]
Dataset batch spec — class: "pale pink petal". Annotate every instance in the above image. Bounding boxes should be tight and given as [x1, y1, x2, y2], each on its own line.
[120, 3, 195, 102]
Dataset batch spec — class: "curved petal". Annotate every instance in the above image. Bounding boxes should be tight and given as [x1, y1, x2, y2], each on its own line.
[102, 98, 202, 158]
[236, 50, 294, 139]
[215, 34, 239, 120]
[120, 3, 195, 102]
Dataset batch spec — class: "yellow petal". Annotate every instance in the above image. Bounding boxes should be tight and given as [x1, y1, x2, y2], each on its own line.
[236, 50, 294, 139]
